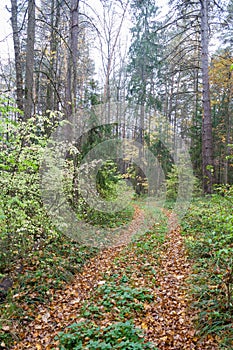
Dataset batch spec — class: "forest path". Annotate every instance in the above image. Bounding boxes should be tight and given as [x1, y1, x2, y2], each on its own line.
[11, 207, 219, 349]
[138, 213, 219, 349]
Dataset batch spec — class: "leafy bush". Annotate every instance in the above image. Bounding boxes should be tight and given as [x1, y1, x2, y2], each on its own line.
[96, 160, 122, 199]
[0, 111, 52, 269]
[0, 104, 99, 346]
[165, 164, 200, 202]
[75, 160, 134, 228]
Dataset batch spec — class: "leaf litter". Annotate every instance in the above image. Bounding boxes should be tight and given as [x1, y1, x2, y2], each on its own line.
[10, 207, 219, 349]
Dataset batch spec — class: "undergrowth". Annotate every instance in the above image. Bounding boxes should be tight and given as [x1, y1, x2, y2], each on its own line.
[181, 185, 233, 348]
[0, 113, 135, 347]
[57, 320, 153, 350]
[0, 234, 99, 347]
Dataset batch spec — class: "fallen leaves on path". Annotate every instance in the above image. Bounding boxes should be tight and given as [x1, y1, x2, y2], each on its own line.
[135, 212, 219, 349]
[10, 206, 145, 349]
[10, 208, 219, 349]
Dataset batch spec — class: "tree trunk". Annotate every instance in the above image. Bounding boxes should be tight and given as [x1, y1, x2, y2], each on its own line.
[66, 0, 79, 119]
[24, 0, 35, 120]
[46, 0, 61, 113]
[224, 69, 232, 184]
[200, 0, 214, 193]
[10, 0, 24, 114]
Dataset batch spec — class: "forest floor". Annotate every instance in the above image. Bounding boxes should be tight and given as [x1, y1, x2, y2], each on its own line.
[10, 206, 219, 350]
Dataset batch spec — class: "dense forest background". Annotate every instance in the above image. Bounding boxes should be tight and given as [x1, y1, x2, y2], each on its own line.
[1, 0, 232, 190]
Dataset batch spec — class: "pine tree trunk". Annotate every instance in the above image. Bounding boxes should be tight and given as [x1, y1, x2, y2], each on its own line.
[10, 0, 24, 114]
[24, 0, 35, 120]
[200, 0, 214, 193]
[66, 0, 79, 119]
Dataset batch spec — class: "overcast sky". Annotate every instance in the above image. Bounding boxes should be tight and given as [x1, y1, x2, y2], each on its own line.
[0, 1, 14, 60]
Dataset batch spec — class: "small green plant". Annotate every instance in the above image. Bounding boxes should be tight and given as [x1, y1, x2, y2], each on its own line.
[80, 282, 153, 321]
[57, 320, 154, 349]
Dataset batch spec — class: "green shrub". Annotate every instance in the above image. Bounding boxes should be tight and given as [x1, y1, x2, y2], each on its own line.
[165, 164, 200, 202]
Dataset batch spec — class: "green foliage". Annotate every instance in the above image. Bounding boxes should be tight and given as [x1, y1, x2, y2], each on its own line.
[0, 114, 54, 270]
[165, 164, 200, 202]
[57, 320, 153, 349]
[81, 282, 153, 320]
[123, 164, 149, 196]
[181, 187, 233, 347]
[0, 102, 100, 346]
[146, 136, 173, 178]
[80, 203, 134, 228]
[127, 0, 161, 107]
[0, 96, 23, 119]
[165, 165, 180, 201]
[65, 123, 135, 226]
[75, 159, 134, 228]
[96, 160, 122, 199]
[0, 99, 135, 346]
[84, 79, 101, 107]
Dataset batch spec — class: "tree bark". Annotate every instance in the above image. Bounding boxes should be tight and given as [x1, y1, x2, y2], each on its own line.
[10, 0, 24, 114]
[46, 0, 61, 113]
[24, 0, 36, 120]
[66, 0, 79, 119]
[200, 0, 214, 193]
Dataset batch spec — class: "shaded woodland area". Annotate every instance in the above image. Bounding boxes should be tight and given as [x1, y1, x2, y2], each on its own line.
[0, 0, 233, 348]
[1, 0, 232, 189]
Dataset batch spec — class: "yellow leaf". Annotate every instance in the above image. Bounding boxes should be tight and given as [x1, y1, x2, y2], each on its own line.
[160, 336, 168, 342]
[143, 302, 150, 310]
[141, 322, 148, 330]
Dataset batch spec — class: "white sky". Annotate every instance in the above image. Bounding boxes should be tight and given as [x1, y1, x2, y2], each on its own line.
[0, 0, 169, 63]
[0, 1, 14, 61]
[84, 0, 169, 82]
[0, 0, 221, 82]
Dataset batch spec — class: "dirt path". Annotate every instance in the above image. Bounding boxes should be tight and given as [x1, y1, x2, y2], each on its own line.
[11, 206, 145, 349]
[11, 209, 219, 349]
[136, 213, 219, 349]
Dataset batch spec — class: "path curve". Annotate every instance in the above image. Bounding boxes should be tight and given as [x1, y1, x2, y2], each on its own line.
[11, 205, 145, 349]
[11, 208, 219, 349]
